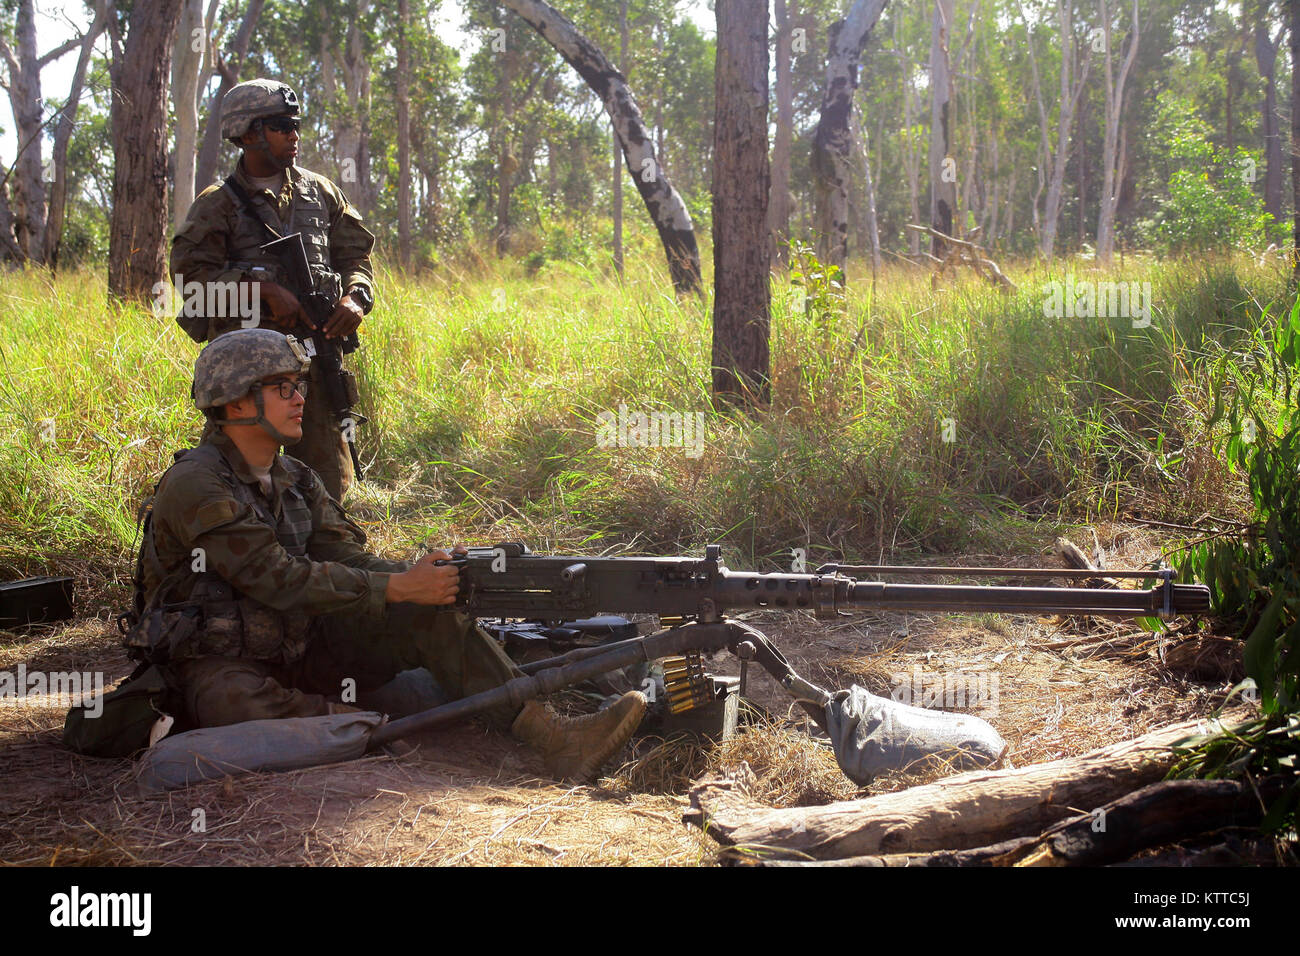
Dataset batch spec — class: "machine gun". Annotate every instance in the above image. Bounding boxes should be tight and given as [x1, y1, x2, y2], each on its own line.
[368, 543, 1210, 751]
[260, 232, 367, 480]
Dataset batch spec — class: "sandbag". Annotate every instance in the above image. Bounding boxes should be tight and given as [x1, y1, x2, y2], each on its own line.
[135, 711, 384, 793]
[824, 685, 1007, 786]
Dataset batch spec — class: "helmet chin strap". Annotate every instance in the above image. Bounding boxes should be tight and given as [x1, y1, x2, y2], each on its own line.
[246, 127, 293, 171]
[220, 387, 301, 446]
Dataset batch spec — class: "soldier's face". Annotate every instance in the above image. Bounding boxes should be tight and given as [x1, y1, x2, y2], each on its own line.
[261, 376, 307, 441]
[244, 115, 299, 169]
[266, 119, 298, 167]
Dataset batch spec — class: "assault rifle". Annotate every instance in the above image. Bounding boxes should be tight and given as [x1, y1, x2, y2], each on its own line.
[368, 543, 1210, 749]
[260, 232, 367, 480]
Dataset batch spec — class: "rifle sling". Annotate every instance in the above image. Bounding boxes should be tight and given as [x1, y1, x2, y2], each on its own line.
[222, 174, 290, 242]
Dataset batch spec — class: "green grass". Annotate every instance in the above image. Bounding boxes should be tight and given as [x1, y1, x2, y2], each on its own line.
[0, 250, 1289, 587]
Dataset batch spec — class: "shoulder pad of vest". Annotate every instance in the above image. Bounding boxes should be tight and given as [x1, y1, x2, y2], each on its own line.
[168, 444, 240, 488]
[194, 182, 226, 203]
[173, 444, 227, 467]
[278, 453, 319, 491]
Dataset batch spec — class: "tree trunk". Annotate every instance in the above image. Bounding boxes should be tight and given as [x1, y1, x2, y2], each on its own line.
[171, 0, 205, 232]
[1096, 0, 1139, 265]
[500, 0, 702, 294]
[493, 32, 518, 257]
[1256, 18, 1285, 228]
[769, 0, 795, 266]
[10, 0, 47, 261]
[194, 0, 266, 192]
[44, 0, 109, 267]
[685, 714, 1240, 859]
[108, 0, 186, 302]
[1003, 156, 1016, 240]
[335, 0, 372, 213]
[928, 0, 956, 259]
[852, 101, 882, 284]
[957, 1, 979, 237]
[1025, 21, 1048, 251]
[811, 0, 889, 275]
[612, 0, 628, 277]
[895, 18, 921, 258]
[987, 128, 999, 242]
[1028, 0, 1091, 260]
[1226, 33, 1240, 156]
[1079, 93, 1089, 246]
[1293, 0, 1300, 276]
[0, 194, 24, 260]
[0, 0, 88, 262]
[712, 0, 770, 404]
[397, 0, 412, 268]
[611, 127, 623, 272]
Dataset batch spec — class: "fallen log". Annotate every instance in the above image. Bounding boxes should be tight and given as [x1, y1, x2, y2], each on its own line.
[684, 712, 1251, 860]
[755, 777, 1283, 866]
[1011, 776, 1285, 866]
[1112, 832, 1288, 867]
[1053, 536, 1118, 589]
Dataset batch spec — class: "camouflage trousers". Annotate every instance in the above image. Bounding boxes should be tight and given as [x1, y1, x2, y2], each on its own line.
[168, 607, 522, 731]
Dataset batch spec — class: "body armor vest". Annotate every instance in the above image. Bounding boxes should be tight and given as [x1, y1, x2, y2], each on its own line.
[126, 444, 317, 666]
[212, 171, 343, 335]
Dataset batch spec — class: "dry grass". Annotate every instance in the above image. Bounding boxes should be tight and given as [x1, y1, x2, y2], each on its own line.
[1, 712, 715, 867]
[606, 709, 861, 807]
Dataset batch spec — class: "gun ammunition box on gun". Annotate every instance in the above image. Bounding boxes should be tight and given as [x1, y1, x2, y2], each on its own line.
[368, 543, 1210, 758]
[260, 232, 367, 480]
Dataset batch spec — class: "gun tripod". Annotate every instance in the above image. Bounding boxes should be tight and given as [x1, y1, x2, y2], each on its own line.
[367, 618, 831, 750]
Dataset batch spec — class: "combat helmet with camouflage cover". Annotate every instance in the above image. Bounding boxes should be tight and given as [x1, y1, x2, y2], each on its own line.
[193, 328, 311, 444]
[221, 79, 300, 143]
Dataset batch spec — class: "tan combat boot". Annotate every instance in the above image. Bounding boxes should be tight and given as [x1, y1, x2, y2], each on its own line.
[511, 692, 648, 782]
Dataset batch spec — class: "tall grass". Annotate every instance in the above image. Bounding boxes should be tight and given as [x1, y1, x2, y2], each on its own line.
[0, 251, 1288, 586]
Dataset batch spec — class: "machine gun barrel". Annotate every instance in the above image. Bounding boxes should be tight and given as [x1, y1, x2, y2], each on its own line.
[450, 543, 1211, 623]
[371, 546, 1210, 754]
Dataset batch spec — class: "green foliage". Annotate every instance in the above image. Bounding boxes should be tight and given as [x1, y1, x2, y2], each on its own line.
[786, 241, 845, 326]
[8, 0, 1299, 273]
[1180, 298, 1300, 712]
[1147, 94, 1271, 253]
[1170, 292, 1300, 829]
[1170, 715, 1300, 831]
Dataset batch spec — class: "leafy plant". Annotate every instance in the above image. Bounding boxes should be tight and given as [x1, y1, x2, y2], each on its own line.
[787, 240, 845, 328]
[1170, 295, 1300, 829]
[1146, 93, 1272, 254]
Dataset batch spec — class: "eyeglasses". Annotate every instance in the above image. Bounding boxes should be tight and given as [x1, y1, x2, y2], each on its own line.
[262, 117, 300, 134]
[263, 379, 309, 399]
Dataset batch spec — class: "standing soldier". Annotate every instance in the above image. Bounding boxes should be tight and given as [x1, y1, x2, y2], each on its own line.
[171, 79, 373, 500]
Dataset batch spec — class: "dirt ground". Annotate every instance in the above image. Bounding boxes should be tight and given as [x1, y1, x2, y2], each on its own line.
[0, 529, 1245, 867]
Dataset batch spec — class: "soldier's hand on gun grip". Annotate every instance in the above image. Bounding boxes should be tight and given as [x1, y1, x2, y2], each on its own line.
[386, 550, 460, 606]
[259, 281, 314, 330]
[323, 295, 364, 339]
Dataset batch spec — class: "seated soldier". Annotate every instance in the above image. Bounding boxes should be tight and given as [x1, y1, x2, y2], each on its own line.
[128, 328, 645, 781]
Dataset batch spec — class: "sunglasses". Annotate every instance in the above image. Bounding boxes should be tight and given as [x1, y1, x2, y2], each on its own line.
[262, 117, 300, 134]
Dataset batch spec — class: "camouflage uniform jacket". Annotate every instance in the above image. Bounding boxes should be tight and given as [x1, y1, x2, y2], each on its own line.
[132, 428, 406, 665]
[170, 161, 374, 339]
